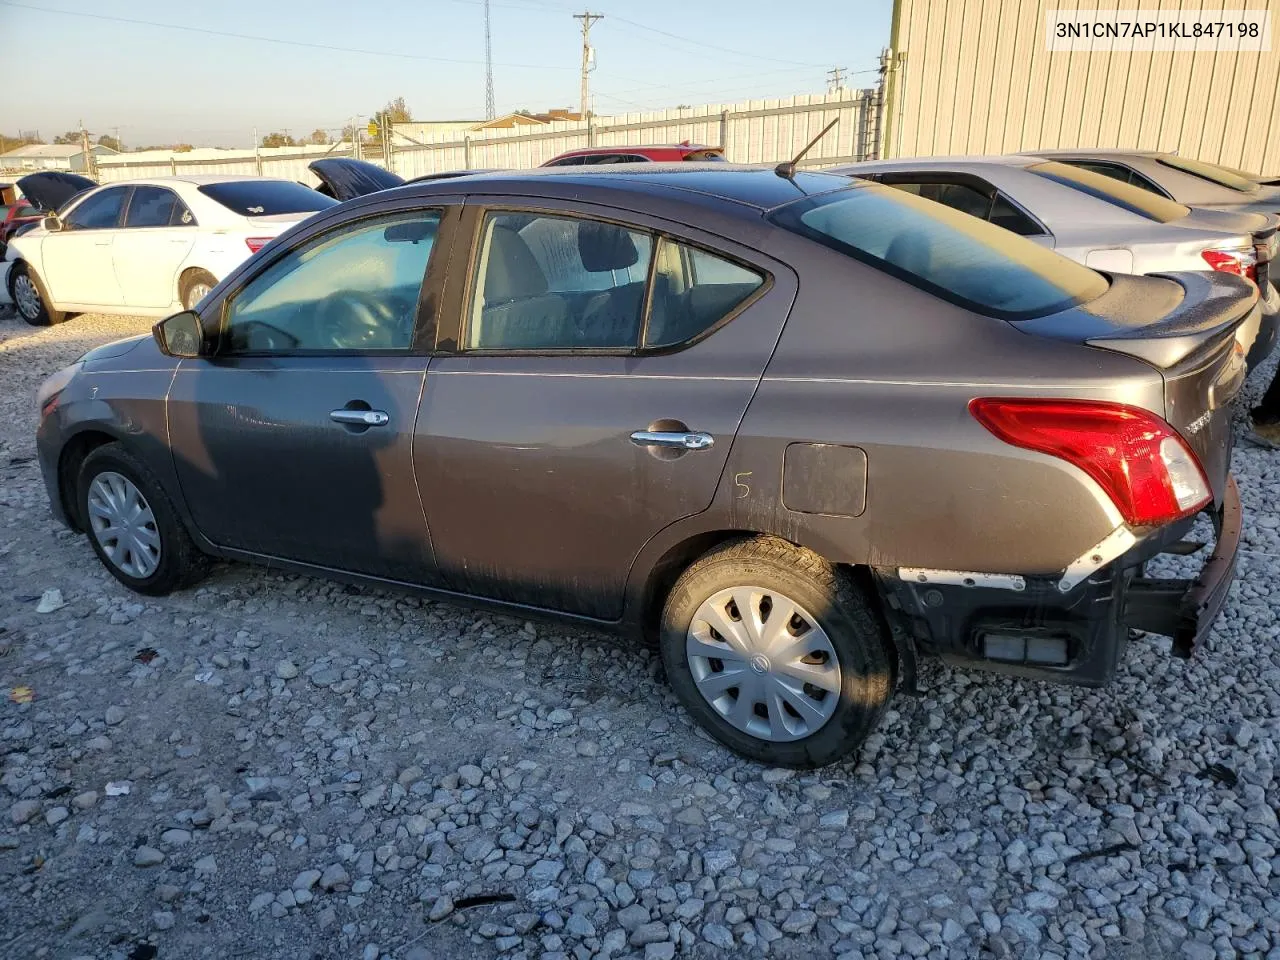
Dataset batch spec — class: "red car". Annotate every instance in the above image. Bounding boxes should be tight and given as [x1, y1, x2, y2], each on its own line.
[542, 142, 725, 166]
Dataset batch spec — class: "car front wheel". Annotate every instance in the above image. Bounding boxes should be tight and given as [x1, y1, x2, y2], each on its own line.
[660, 536, 896, 768]
[76, 443, 207, 595]
[8, 261, 64, 327]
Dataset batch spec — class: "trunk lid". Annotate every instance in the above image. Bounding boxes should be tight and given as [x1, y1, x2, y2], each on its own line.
[1015, 271, 1255, 503]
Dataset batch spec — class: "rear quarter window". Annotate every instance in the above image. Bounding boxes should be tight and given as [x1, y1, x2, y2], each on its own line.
[196, 180, 339, 217]
[769, 183, 1108, 321]
[1028, 161, 1190, 223]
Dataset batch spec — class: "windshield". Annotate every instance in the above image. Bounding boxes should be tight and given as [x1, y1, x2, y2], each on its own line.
[197, 180, 338, 217]
[1157, 155, 1260, 194]
[1028, 161, 1190, 222]
[769, 183, 1108, 321]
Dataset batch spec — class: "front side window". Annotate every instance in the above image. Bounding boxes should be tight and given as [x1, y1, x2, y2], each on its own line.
[770, 182, 1108, 321]
[467, 212, 652, 350]
[63, 187, 127, 230]
[197, 179, 338, 217]
[646, 241, 764, 347]
[125, 186, 195, 228]
[223, 211, 440, 353]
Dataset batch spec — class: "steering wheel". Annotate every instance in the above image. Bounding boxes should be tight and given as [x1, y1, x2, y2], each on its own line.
[316, 291, 401, 350]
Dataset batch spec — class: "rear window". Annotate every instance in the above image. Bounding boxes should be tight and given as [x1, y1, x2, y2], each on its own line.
[1157, 155, 1259, 194]
[769, 183, 1108, 321]
[196, 180, 338, 217]
[1028, 161, 1190, 223]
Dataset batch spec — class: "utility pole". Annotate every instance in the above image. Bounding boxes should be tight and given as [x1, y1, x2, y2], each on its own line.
[826, 66, 847, 95]
[574, 11, 603, 118]
[79, 121, 96, 179]
[483, 0, 496, 120]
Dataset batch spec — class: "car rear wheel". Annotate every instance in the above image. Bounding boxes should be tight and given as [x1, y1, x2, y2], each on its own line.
[76, 443, 208, 596]
[180, 269, 217, 311]
[8, 261, 64, 327]
[660, 536, 895, 768]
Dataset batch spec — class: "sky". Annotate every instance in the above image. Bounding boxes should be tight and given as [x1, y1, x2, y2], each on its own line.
[1, 0, 894, 147]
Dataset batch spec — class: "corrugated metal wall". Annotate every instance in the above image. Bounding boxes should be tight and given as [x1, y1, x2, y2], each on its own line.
[885, 0, 1280, 172]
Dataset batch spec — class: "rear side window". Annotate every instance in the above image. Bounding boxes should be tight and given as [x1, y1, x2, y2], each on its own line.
[988, 195, 1044, 236]
[1062, 160, 1167, 196]
[770, 183, 1108, 321]
[582, 154, 649, 165]
[646, 241, 764, 347]
[1157, 155, 1259, 194]
[197, 180, 338, 217]
[468, 212, 653, 350]
[1027, 161, 1189, 223]
[684, 150, 725, 162]
[126, 186, 195, 228]
[887, 180, 992, 218]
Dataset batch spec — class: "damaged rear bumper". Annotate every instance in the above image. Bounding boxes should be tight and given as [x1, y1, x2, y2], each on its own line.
[1121, 474, 1242, 658]
[878, 473, 1242, 686]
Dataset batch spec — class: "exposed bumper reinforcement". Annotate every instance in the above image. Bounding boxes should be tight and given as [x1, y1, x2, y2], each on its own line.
[1122, 474, 1242, 658]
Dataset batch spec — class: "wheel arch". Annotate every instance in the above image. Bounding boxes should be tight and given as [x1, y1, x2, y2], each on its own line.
[56, 428, 124, 531]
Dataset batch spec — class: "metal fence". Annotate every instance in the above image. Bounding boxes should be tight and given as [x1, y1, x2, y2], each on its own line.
[91, 88, 882, 185]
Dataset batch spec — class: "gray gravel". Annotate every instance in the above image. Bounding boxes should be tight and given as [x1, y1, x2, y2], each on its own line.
[2, 306, 1280, 960]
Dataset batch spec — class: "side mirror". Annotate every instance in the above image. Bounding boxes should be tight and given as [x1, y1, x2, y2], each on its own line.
[42, 215, 61, 232]
[153, 311, 203, 358]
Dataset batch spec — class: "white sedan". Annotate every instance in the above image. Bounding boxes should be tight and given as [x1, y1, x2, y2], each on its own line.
[5, 175, 338, 325]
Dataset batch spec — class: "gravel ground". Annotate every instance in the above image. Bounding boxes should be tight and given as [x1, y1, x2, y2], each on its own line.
[2, 307, 1279, 960]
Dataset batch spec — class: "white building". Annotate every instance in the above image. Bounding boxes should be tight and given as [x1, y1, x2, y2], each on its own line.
[0, 142, 119, 174]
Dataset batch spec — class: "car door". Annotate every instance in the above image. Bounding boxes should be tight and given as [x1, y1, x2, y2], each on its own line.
[41, 185, 129, 306]
[415, 201, 796, 619]
[167, 204, 452, 583]
[112, 185, 198, 309]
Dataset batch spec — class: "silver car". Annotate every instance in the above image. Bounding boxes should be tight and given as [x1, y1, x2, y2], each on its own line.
[833, 155, 1280, 369]
[1024, 149, 1280, 218]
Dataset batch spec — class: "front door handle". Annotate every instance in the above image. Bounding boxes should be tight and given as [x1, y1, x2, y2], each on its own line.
[330, 409, 389, 427]
[630, 430, 714, 451]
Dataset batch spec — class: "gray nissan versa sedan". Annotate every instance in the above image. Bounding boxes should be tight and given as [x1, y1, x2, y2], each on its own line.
[34, 166, 1248, 767]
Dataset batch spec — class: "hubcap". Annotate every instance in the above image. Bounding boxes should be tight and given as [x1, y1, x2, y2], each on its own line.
[13, 274, 41, 319]
[86, 471, 161, 579]
[185, 282, 211, 309]
[686, 586, 842, 742]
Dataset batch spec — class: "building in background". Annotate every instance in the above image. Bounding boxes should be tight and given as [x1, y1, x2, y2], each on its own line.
[881, 0, 1280, 173]
[392, 109, 583, 145]
[0, 143, 118, 174]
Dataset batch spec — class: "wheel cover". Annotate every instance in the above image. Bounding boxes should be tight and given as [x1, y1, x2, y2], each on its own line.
[13, 273, 41, 320]
[86, 471, 162, 579]
[686, 586, 842, 742]
[185, 282, 211, 309]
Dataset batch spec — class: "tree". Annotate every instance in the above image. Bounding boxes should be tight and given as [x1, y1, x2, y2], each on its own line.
[0, 132, 44, 153]
[97, 134, 123, 152]
[367, 96, 412, 148]
[260, 131, 297, 148]
[309, 128, 330, 145]
[52, 131, 81, 144]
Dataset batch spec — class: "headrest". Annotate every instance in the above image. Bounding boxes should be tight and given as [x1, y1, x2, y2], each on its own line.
[578, 220, 640, 273]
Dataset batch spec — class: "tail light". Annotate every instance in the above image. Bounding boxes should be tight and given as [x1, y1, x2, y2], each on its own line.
[1202, 245, 1259, 283]
[245, 237, 272, 254]
[969, 398, 1211, 526]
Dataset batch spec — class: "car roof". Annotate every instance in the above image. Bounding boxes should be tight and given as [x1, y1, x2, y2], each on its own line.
[1024, 148, 1166, 159]
[397, 163, 851, 211]
[95, 174, 296, 187]
[556, 144, 718, 156]
[840, 155, 1043, 172]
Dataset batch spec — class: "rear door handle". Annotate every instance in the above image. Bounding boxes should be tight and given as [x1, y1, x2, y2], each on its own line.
[330, 409, 389, 426]
[630, 430, 714, 451]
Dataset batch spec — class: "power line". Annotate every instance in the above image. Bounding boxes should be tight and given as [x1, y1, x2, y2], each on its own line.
[826, 66, 847, 94]
[0, 0, 577, 70]
[605, 14, 827, 68]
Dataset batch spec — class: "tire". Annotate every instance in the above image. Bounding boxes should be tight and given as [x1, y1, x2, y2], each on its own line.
[179, 269, 217, 311]
[659, 536, 895, 768]
[76, 443, 208, 596]
[8, 261, 64, 327]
